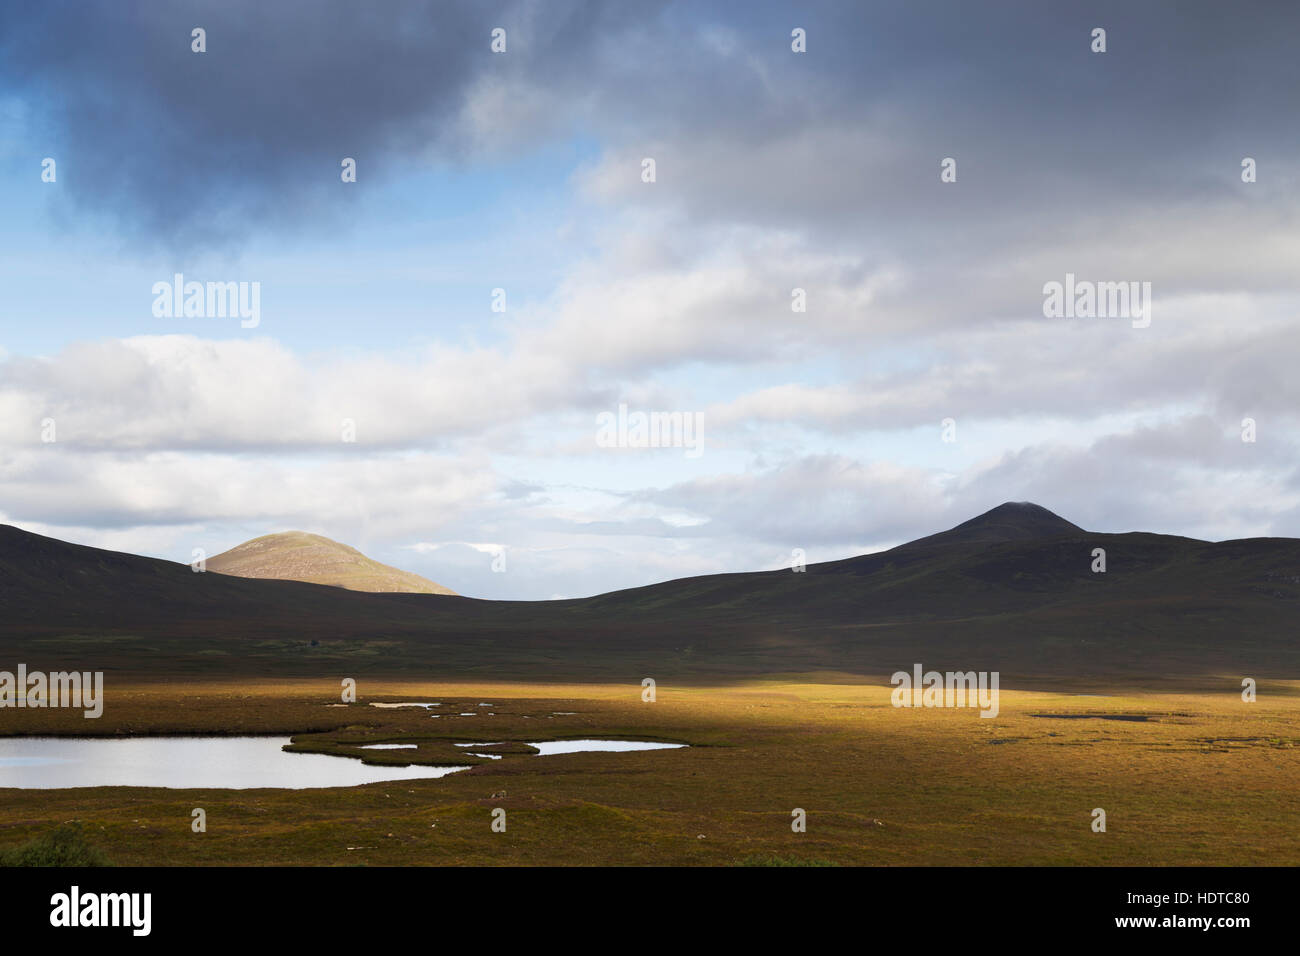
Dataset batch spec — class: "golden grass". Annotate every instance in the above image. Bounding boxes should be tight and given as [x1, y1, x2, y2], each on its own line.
[1, 678, 1296, 865]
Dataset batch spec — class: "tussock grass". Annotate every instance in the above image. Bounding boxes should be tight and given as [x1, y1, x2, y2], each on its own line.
[0, 824, 110, 867]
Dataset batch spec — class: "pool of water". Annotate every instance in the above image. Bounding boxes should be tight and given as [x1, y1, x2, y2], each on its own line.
[0, 737, 469, 790]
[368, 702, 440, 709]
[1029, 714, 1154, 722]
[530, 739, 685, 755]
[454, 739, 686, 756]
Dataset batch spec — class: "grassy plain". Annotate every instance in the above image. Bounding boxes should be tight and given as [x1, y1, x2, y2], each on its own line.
[2, 678, 1296, 866]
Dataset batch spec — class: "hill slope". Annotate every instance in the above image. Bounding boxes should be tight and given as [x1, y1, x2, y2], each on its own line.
[2, 503, 1297, 682]
[207, 531, 456, 595]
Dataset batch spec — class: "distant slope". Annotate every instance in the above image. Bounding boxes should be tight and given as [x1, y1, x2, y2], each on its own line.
[2, 503, 1297, 682]
[207, 531, 456, 595]
[897, 501, 1087, 549]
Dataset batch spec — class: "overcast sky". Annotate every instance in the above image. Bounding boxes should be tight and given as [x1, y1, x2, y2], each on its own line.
[1, 0, 1298, 599]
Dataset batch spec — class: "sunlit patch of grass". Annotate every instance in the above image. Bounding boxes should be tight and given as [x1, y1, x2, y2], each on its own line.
[1, 679, 1298, 865]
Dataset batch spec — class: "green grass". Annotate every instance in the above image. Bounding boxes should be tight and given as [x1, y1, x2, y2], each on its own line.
[0, 824, 111, 867]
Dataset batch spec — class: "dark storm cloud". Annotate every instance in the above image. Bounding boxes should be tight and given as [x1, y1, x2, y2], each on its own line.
[7, 0, 1298, 248]
[0, 0, 664, 246]
[581, 0, 1300, 254]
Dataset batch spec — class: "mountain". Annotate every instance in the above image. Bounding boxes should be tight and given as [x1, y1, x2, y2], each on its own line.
[1, 503, 1297, 682]
[206, 531, 456, 595]
[900, 501, 1085, 548]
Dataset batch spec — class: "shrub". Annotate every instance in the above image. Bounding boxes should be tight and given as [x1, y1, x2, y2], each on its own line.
[0, 823, 110, 867]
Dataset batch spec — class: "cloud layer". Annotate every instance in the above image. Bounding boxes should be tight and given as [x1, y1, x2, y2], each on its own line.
[1, 1, 1297, 598]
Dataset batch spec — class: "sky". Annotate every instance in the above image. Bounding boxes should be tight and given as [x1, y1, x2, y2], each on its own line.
[1, 0, 1298, 600]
